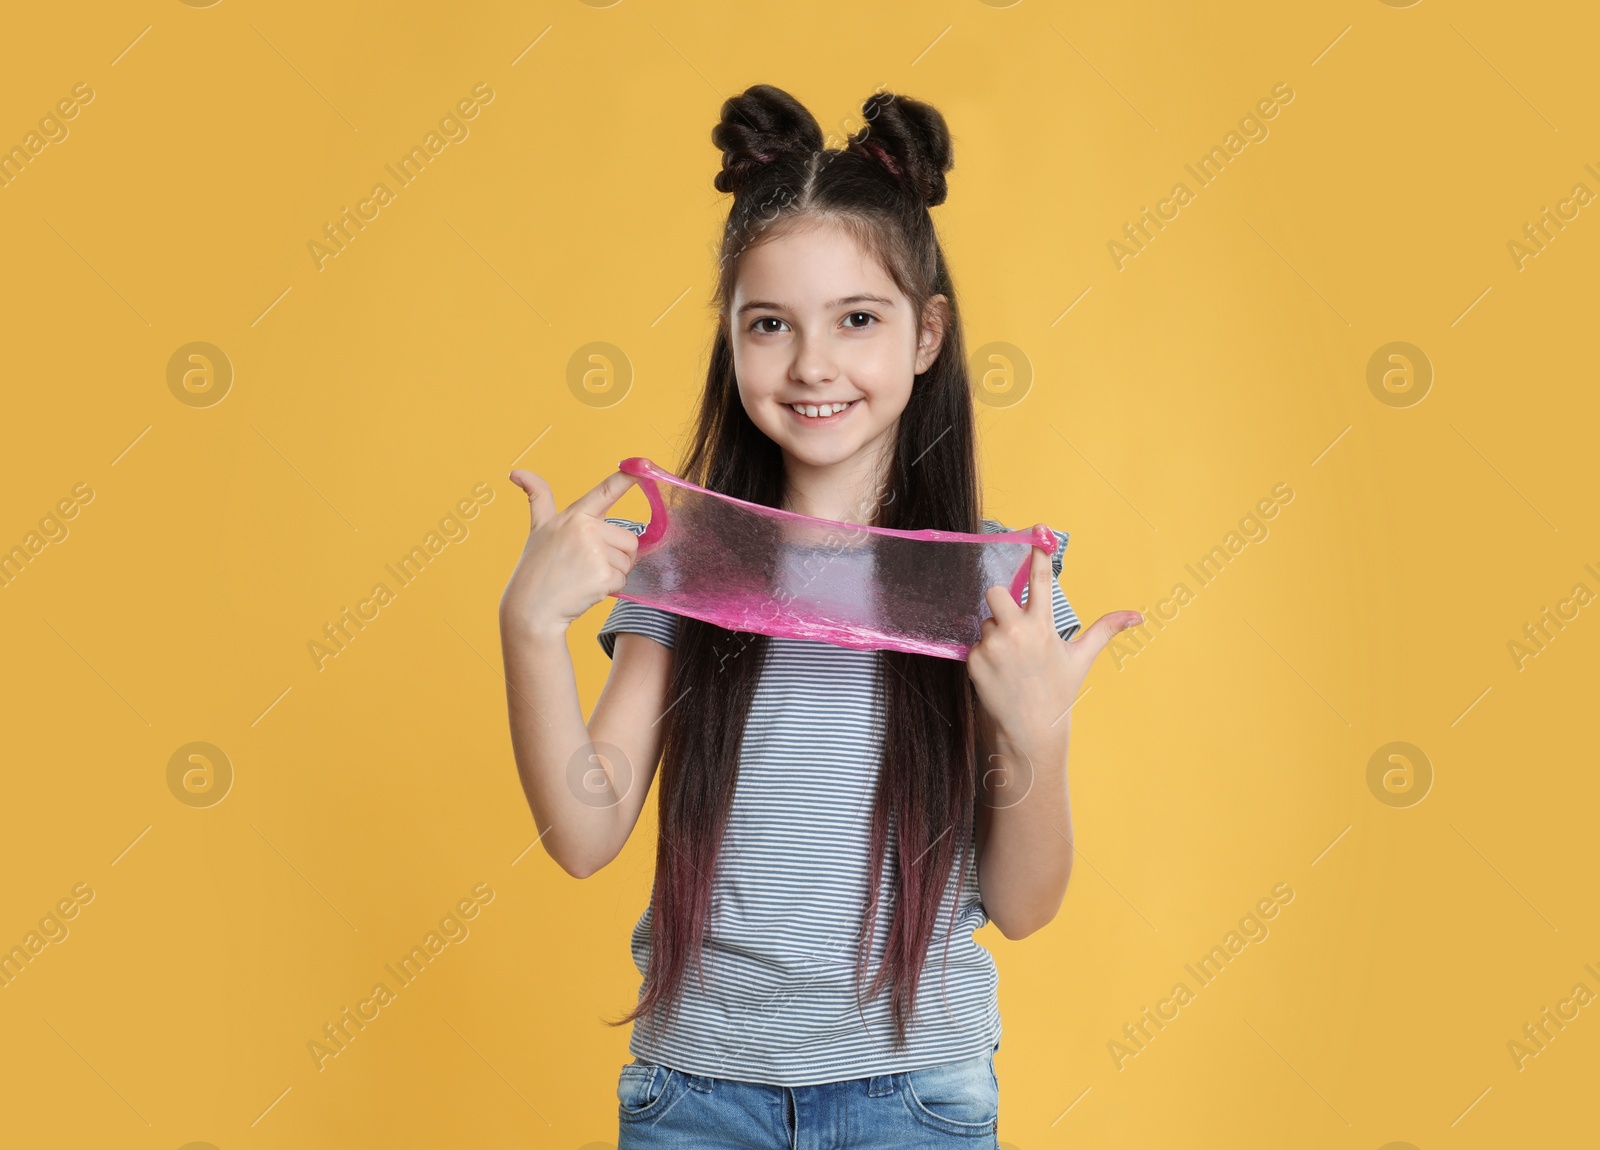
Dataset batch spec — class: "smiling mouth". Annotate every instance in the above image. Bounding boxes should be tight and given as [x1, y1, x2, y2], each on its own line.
[787, 399, 859, 421]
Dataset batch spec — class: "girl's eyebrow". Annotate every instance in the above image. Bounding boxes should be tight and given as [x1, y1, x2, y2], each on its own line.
[736, 293, 896, 316]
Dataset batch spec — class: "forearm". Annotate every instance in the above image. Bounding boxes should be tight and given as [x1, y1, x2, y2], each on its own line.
[499, 619, 624, 877]
[977, 715, 1074, 939]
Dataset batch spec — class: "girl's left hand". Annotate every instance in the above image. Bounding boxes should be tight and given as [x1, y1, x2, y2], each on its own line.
[966, 533, 1142, 737]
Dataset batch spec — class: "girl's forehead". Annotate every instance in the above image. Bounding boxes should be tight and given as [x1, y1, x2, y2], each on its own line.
[733, 221, 901, 308]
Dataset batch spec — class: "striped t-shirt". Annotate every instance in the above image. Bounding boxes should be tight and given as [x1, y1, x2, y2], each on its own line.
[597, 516, 1080, 1086]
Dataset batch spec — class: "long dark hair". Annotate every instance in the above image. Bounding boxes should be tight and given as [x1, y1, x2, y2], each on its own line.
[606, 83, 982, 1051]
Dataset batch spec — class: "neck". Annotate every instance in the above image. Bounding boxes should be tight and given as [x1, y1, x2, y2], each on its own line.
[780, 438, 895, 526]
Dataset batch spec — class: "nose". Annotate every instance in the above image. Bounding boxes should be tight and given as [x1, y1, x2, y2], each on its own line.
[789, 330, 838, 387]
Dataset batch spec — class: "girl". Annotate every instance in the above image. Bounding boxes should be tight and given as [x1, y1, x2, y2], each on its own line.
[498, 83, 1139, 1149]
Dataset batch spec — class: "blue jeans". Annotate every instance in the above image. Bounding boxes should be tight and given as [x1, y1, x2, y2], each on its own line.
[615, 1044, 1001, 1148]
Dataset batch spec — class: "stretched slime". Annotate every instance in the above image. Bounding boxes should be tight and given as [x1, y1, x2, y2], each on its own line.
[610, 457, 1063, 662]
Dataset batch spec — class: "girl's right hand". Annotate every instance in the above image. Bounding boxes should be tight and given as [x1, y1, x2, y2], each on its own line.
[498, 468, 642, 641]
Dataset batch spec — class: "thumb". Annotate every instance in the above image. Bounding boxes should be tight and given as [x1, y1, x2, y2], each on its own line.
[1069, 610, 1145, 659]
[509, 469, 557, 532]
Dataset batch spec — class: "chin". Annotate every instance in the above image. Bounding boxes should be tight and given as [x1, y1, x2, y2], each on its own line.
[782, 439, 860, 468]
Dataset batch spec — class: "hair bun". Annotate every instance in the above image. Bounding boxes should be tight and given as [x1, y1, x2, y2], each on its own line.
[711, 84, 824, 197]
[848, 90, 953, 208]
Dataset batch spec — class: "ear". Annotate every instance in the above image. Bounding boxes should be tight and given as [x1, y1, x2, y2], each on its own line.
[914, 294, 950, 374]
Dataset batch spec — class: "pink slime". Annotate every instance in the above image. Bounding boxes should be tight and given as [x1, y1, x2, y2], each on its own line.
[611, 457, 1061, 662]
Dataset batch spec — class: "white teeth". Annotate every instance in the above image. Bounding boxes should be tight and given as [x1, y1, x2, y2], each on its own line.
[791, 401, 851, 417]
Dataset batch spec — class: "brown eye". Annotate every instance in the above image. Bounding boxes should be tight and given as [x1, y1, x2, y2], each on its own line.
[751, 317, 786, 334]
[843, 311, 878, 329]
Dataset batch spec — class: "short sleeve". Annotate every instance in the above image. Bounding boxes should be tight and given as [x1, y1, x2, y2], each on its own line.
[984, 520, 1081, 642]
[596, 517, 677, 658]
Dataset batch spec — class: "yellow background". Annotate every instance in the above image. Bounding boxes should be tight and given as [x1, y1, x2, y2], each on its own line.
[2, 0, 1595, 1146]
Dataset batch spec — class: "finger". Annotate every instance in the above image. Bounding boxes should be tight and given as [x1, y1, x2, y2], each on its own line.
[985, 582, 1023, 626]
[569, 469, 640, 521]
[1024, 535, 1054, 618]
[599, 520, 641, 563]
[510, 469, 557, 531]
[598, 524, 641, 576]
[1068, 610, 1146, 658]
